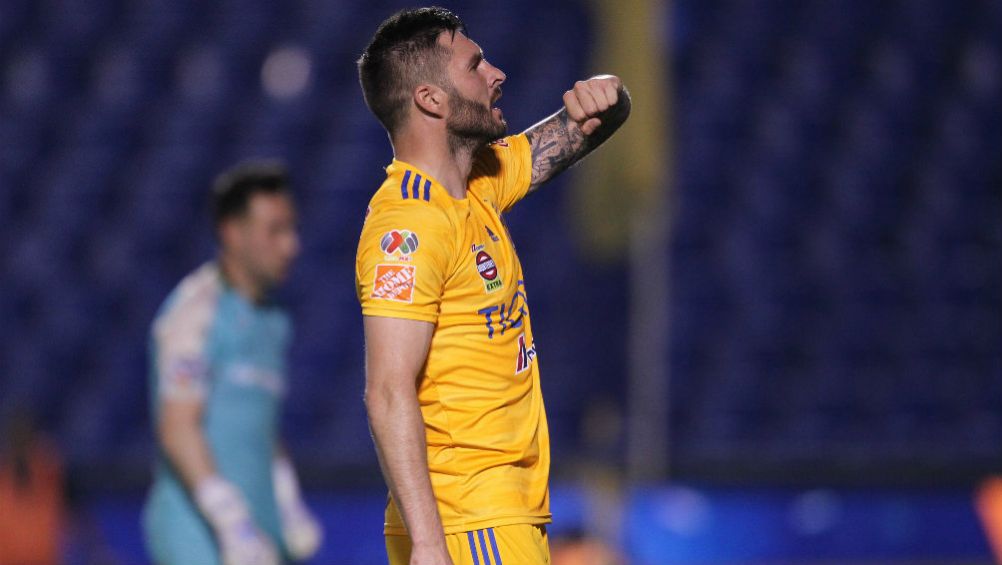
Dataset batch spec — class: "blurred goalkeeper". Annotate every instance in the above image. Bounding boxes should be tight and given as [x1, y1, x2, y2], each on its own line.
[142, 161, 322, 565]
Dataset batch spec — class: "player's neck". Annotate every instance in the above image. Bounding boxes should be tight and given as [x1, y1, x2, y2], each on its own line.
[218, 254, 266, 304]
[392, 129, 477, 200]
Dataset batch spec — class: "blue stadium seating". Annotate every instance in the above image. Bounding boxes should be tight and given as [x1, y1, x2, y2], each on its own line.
[0, 0, 998, 486]
[670, 0, 1002, 479]
[0, 0, 613, 479]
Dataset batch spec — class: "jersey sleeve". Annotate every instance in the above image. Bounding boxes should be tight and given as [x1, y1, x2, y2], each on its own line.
[470, 133, 533, 213]
[356, 199, 455, 323]
[152, 278, 220, 402]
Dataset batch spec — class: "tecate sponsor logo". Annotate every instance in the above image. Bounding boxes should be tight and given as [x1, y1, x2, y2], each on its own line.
[476, 251, 497, 280]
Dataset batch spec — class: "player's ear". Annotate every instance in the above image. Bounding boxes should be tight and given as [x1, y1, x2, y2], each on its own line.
[218, 218, 241, 251]
[413, 83, 446, 119]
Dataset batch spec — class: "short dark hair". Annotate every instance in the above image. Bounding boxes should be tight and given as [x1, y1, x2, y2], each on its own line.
[211, 160, 290, 227]
[357, 7, 465, 133]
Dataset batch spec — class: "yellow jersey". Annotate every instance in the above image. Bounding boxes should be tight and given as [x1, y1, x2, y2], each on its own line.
[355, 133, 551, 535]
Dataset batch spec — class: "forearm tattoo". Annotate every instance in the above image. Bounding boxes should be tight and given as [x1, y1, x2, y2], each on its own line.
[524, 87, 632, 191]
[525, 109, 586, 189]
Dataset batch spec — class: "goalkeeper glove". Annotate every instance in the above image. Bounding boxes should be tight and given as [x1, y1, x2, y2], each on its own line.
[195, 476, 280, 565]
[273, 456, 323, 561]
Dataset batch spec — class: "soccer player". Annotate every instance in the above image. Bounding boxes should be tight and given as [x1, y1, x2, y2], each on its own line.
[143, 162, 322, 565]
[355, 8, 631, 565]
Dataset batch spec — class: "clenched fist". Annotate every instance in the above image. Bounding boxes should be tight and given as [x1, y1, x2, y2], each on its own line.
[562, 75, 624, 135]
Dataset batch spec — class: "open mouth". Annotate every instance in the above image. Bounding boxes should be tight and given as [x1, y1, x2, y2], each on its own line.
[491, 88, 503, 118]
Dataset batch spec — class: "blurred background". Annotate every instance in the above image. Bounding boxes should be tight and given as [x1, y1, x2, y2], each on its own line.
[0, 0, 999, 563]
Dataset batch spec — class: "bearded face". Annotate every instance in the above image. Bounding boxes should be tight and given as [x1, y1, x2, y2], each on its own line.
[445, 85, 507, 147]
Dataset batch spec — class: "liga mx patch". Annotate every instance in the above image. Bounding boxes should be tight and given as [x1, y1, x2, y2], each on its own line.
[380, 229, 419, 257]
[475, 250, 503, 293]
[371, 264, 416, 303]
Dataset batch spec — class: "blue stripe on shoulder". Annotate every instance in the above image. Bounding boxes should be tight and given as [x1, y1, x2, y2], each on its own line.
[412, 173, 423, 199]
[400, 170, 412, 199]
[423, 178, 432, 201]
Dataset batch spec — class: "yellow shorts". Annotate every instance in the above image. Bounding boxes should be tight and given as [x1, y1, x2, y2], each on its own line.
[386, 523, 550, 565]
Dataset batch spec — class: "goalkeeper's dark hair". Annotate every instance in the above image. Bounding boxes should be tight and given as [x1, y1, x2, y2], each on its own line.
[357, 7, 465, 134]
[211, 159, 290, 228]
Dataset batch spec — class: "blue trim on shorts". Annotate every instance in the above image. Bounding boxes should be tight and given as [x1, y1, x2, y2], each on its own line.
[487, 527, 503, 565]
[477, 529, 493, 565]
[466, 531, 481, 565]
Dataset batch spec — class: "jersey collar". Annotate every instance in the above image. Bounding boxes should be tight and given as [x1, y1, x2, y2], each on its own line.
[387, 159, 465, 202]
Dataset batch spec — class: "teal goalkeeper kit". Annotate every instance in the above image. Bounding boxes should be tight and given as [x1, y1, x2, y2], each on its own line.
[142, 263, 291, 564]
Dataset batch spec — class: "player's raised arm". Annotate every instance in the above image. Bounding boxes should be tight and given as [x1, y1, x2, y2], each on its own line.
[363, 315, 454, 565]
[524, 74, 632, 192]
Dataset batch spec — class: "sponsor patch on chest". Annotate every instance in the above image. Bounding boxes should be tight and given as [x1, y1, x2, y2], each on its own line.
[225, 364, 286, 396]
[474, 250, 503, 293]
[516, 333, 537, 375]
